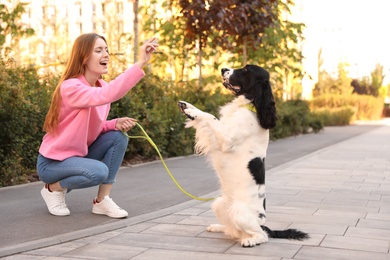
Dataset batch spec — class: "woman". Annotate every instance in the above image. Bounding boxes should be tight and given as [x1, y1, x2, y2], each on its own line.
[37, 33, 158, 218]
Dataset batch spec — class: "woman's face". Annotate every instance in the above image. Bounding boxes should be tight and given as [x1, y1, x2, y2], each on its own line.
[85, 37, 109, 78]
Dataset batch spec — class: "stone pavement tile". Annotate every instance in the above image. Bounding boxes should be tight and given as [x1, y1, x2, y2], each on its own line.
[267, 184, 332, 194]
[19, 241, 86, 257]
[265, 185, 301, 195]
[320, 197, 369, 207]
[1, 255, 43, 260]
[345, 226, 390, 240]
[148, 214, 188, 224]
[323, 190, 381, 201]
[131, 248, 280, 260]
[313, 209, 366, 219]
[174, 207, 209, 216]
[268, 205, 318, 216]
[320, 235, 389, 253]
[196, 230, 228, 239]
[61, 244, 148, 259]
[379, 206, 390, 214]
[226, 242, 302, 259]
[140, 223, 205, 237]
[271, 191, 325, 204]
[121, 222, 158, 233]
[176, 215, 218, 226]
[285, 201, 379, 214]
[77, 230, 125, 244]
[369, 200, 390, 208]
[295, 246, 390, 260]
[198, 209, 214, 217]
[266, 212, 358, 226]
[366, 212, 390, 221]
[103, 232, 235, 253]
[357, 219, 390, 230]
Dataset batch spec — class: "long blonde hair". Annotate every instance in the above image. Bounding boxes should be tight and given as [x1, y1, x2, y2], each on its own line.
[43, 33, 107, 134]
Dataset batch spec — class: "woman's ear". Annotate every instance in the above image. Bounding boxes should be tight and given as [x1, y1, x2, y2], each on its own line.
[254, 79, 277, 129]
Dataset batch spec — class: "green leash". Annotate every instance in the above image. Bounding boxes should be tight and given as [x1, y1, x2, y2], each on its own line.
[122, 122, 215, 202]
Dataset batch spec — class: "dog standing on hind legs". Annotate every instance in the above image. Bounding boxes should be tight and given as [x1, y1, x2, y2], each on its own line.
[178, 64, 309, 247]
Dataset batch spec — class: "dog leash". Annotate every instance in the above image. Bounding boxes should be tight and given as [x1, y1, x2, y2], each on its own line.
[122, 122, 215, 202]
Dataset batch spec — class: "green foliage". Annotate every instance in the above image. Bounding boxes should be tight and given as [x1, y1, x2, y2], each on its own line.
[314, 62, 353, 96]
[311, 94, 384, 121]
[0, 59, 54, 187]
[0, 3, 35, 51]
[351, 64, 385, 98]
[148, 0, 304, 86]
[311, 107, 355, 126]
[270, 99, 323, 140]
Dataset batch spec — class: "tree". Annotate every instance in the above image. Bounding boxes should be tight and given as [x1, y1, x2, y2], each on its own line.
[0, 3, 34, 57]
[208, 0, 279, 65]
[351, 63, 385, 97]
[335, 62, 353, 95]
[179, 0, 214, 85]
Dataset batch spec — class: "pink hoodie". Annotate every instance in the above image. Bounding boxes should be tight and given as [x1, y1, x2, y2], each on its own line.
[39, 65, 145, 161]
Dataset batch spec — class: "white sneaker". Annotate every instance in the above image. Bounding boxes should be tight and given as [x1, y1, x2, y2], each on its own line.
[92, 196, 128, 218]
[41, 186, 70, 216]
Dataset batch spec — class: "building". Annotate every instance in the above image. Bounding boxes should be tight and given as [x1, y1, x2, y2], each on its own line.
[1, 0, 137, 70]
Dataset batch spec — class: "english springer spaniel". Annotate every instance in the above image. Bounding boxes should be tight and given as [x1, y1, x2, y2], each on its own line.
[178, 65, 309, 247]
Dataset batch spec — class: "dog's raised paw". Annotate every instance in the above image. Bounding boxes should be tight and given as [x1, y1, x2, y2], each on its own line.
[177, 101, 197, 120]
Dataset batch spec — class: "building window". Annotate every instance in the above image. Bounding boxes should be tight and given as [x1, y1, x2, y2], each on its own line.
[75, 2, 82, 17]
[116, 2, 123, 13]
[117, 21, 123, 34]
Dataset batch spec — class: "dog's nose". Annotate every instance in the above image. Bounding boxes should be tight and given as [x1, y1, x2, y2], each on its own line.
[221, 68, 229, 74]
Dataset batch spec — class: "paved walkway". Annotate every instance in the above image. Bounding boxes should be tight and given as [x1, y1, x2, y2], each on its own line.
[1, 120, 390, 259]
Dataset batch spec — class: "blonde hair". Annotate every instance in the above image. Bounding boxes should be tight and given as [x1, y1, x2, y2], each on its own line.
[43, 33, 107, 134]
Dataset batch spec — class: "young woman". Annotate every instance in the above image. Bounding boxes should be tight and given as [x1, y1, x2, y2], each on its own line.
[37, 33, 158, 218]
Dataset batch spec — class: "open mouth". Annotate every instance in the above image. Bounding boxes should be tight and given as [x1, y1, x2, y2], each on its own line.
[223, 80, 240, 93]
[100, 61, 108, 66]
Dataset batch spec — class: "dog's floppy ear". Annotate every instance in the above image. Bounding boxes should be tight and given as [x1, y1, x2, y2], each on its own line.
[253, 78, 277, 129]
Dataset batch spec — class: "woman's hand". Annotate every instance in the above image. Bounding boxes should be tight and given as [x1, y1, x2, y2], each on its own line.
[136, 38, 159, 69]
[116, 117, 137, 132]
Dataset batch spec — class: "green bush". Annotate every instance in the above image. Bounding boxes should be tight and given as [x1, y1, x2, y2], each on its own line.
[270, 99, 323, 140]
[312, 106, 355, 126]
[311, 94, 384, 121]
[0, 59, 54, 186]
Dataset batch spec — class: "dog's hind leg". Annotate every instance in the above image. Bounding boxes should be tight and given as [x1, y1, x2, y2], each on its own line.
[207, 196, 228, 233]
[232, 205, 269, 247]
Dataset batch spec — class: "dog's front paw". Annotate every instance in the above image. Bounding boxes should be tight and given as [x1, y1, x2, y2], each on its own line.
[207, 224, 225, 233]
[241, 234, 268, 247]
[177, 101, 199, 120]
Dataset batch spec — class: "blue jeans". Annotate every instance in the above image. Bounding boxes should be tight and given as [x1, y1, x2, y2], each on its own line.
[37, 131, 128, 191]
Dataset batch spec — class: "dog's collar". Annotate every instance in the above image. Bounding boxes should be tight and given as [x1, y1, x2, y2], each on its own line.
[240, 103, 256, 113]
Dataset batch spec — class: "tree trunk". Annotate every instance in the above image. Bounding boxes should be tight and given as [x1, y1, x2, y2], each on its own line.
[133, 0, 139, 64]
[198, 36, 202, 87]
[243, 36, 248, 65]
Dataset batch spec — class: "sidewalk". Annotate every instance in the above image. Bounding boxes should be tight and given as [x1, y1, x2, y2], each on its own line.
[2, 120, 390, 259]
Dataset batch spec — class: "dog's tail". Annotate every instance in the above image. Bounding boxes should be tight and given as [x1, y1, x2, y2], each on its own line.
[262, 226, 309, 240]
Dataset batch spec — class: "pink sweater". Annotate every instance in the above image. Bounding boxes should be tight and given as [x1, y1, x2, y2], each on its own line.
[39, 65, 145, 161]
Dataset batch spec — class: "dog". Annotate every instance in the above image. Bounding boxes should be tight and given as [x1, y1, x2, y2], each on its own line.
[178, 65, 309, 247]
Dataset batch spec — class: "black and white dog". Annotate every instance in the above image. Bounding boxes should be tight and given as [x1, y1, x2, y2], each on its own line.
[178, 65, 309, 247]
